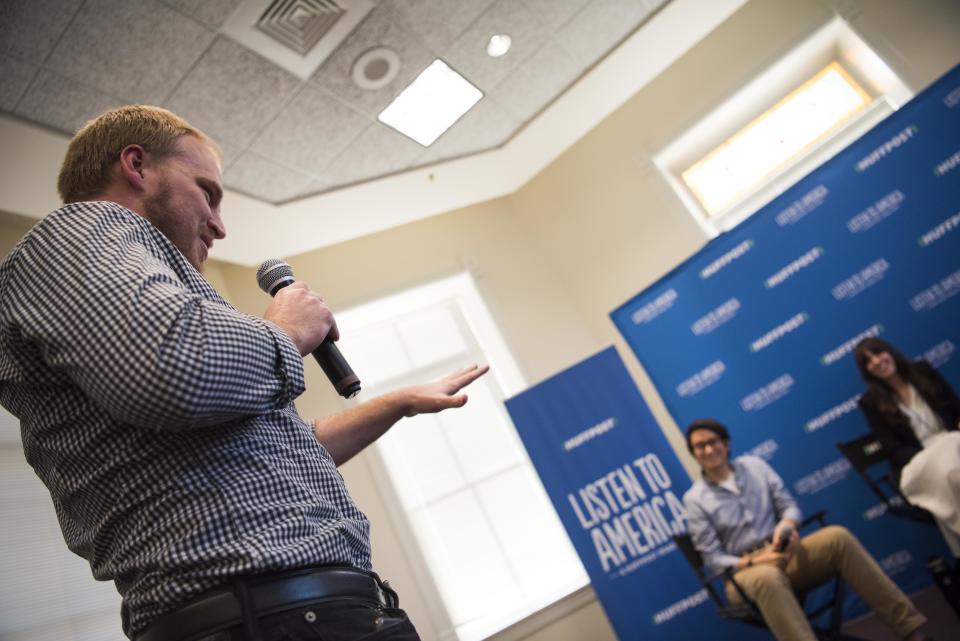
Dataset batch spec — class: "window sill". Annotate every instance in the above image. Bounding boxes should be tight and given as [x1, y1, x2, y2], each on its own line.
[483, 585, 598, 641]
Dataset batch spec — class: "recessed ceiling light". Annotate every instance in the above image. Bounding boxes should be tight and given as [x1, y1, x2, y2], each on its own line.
[378, 59, 483, 147]
[486, 34, 512, 57]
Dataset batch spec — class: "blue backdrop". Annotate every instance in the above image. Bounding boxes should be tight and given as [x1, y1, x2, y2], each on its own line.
[505, 347, 719, 641]
[611, 63, 960, 621]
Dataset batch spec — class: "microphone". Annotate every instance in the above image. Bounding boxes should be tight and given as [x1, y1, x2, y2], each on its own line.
[775, 525, 794, 552]
[256, 259, 361, 399]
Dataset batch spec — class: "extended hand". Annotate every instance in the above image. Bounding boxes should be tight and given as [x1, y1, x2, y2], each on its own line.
[396, 364, 490, 417]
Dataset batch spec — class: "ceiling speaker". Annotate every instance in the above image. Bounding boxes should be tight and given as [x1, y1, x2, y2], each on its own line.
[352, 47, 401, 90]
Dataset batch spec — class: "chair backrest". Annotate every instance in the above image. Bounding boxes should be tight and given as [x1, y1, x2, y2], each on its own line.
[673, 533, 706, 577]
[672, 532, 734, 614]
[836, 433, 896, 499]
[836, 433, 887, 472]
[837, 434, 935, 525]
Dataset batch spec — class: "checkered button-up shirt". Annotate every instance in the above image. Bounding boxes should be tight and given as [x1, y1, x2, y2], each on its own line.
[0, 202, 372, 637]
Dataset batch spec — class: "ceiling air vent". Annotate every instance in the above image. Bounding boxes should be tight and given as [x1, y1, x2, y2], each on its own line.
[256, 0, 344, 56]
[221, 0, 375, 80]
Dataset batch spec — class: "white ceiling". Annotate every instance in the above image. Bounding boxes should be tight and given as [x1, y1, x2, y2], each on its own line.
[0, 0, 748, 264]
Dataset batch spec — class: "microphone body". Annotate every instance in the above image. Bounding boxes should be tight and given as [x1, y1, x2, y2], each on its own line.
[775, 525, 794, 552]
[256, 260, 361, 399]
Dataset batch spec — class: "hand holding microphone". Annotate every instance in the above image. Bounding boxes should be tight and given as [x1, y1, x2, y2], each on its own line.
[775, 524, 794, 553]
[256, 259, 361, 399]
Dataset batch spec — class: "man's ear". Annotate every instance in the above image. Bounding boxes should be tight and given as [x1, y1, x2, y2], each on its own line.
[117, 144, 148, 192]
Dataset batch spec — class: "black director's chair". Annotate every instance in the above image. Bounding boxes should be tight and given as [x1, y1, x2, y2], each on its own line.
[673, 511, 868, 641]
[835, 433, 935, 525]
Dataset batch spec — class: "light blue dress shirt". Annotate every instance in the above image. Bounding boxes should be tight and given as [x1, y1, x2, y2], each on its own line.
[683, 455, 803, 573]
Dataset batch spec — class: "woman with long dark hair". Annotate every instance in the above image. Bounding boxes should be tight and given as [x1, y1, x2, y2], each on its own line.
[854, 336, 960, 548]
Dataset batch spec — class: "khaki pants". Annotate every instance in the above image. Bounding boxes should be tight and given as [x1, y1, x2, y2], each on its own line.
[726, 526, 925, 641]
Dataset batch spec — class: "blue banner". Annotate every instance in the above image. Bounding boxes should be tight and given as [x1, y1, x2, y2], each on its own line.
[611, 64, 960, 618]
[506, 348, 761, 640]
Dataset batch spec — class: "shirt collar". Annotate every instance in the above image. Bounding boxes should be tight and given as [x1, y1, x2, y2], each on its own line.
[702, 458, 739, 487]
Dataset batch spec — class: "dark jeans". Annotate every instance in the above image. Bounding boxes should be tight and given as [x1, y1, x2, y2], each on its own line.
[195, 600, 421, 641]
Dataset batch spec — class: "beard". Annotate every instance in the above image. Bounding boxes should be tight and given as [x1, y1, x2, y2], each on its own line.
[143, 180, 203, 272]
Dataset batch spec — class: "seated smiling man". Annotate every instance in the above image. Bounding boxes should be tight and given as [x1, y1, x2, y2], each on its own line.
[682, 419, 931, 641]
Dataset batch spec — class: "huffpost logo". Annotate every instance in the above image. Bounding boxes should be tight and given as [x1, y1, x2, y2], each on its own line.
[699, 240, 754, 280]
[749, 313, 808, 353]
[918, 210, 960, 246]
[820, 325, 883, 365]
[764, 248, 824, 289]
[933, 150, 960, 177]
[855, 126, 918, 172]
[804, 394, 862, 433]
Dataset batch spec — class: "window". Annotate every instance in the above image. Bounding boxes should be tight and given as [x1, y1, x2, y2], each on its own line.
[683, 62, 870, 216]
[657, 18, 912, 234]
[336, 273, 589, 641]
[0, 428, 124, 641]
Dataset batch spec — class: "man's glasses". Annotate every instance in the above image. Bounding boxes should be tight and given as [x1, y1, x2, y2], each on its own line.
[691, 437, 722, 452]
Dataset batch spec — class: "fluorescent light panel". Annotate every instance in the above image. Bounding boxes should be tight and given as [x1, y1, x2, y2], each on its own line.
[378, 59, 483, 147]
[682, 62, 871, 215]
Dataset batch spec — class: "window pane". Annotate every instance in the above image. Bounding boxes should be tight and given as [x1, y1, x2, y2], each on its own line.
[378, 414, 466, 507]
[340, 324, 411, 388]
[474, 466, 588, 597]
[682, 62, 870, 215]
[395, 305, 468, 369]
[410, 490, 521, 625]
[438, 379, 525, 482]
[0, 448, 123, 640]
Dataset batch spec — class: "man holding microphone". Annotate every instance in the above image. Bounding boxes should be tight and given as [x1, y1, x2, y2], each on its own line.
[0, 105, 486, 641]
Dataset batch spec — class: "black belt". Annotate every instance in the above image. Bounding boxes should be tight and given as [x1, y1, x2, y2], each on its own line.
[136, 566, 398, 641]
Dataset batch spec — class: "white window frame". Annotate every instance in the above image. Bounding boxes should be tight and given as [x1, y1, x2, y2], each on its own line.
[335, 273, 590, 641]
[656, 17, 912, 236]
[0, 433, 126, 641]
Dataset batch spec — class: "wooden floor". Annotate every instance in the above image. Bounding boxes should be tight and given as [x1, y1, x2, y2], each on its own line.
[842, 585, 960, 640]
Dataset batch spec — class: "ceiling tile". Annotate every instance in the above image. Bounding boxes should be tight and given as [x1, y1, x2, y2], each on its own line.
[161, 0, 244, 29]
[418, 98, 520, 165]
[251, 85, 370, 176]
[224, 152, 316, 203]
[491, 38, 584, 124]
[309, 2, 438, 119]
[521, 0, 592, 30]
[166, 36, 302, 149]
[214, 139, 242, 172]
[46, 0, 215, 106]
[558, 0, 660, 66]
[0, 54, 38, 112]
[14, 69, 122, 135]
[443, 0, 551, 93]
[0, 0, 80, 62]
[321, 123, 427, 187]
[386, 0, 497, 51]
[294, 177, 334, 200]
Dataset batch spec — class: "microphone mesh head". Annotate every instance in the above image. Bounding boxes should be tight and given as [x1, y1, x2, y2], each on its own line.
[255, 259, 294, 294]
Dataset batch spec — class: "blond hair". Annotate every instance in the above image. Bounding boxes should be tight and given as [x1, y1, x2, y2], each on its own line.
[57, 105, 221, 204]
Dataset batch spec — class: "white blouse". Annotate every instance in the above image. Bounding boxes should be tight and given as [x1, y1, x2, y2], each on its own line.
[898, 384, 945, 447]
